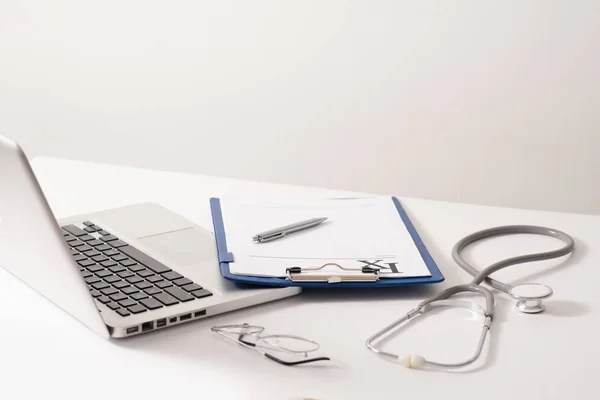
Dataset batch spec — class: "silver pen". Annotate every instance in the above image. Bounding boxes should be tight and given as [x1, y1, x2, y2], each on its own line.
[253, 217, 328, 243]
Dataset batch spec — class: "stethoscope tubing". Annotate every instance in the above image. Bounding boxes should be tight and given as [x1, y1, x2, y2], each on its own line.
[452, 225, 575, 292]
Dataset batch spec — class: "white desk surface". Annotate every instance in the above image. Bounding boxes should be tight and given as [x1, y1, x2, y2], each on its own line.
[1, 157, 599, 400]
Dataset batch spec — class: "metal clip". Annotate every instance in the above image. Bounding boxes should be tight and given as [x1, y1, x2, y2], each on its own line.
[286, 263, 380, 283]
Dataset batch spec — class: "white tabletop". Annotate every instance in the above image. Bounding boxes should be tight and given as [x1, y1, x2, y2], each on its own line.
[1, 157, 599, 400]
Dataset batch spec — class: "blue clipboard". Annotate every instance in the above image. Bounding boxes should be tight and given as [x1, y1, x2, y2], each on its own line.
[209, 196, 444, 288]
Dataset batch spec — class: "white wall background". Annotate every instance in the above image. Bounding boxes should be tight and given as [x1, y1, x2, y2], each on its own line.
[1, 1, 599, 215]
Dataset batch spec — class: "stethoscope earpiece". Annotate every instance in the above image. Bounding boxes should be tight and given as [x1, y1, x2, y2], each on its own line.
[509, 283, 554, 314]
[398, 354, 426, 369]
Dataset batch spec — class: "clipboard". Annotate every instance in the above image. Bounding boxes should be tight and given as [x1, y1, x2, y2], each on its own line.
[209, 196, 444, 288]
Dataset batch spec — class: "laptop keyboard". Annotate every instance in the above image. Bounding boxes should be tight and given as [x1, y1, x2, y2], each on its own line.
[62, 221, 212, 317]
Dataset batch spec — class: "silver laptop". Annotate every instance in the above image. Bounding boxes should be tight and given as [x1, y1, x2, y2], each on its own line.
[0, 134, 301, 339]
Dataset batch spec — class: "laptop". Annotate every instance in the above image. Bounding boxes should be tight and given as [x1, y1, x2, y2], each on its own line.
[0, 134, 301, 339]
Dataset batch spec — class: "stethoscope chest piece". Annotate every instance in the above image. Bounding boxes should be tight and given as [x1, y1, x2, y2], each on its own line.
[509, 283, 553, 314]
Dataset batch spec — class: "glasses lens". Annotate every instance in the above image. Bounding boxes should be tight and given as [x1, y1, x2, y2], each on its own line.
[258, 335, 319, 354]
[213, 324, 264, 336]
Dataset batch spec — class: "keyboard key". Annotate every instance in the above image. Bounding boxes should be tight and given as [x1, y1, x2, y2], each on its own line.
[101, 260, 117, 268]
[101, 235, 118, 242]
[96, 244, 112, 252]
[162, 271, 183, 281]
[147, 275, 163, 283]
[80, 234, 95, 242]
[128, 264, 145, 272]
[112, 254, 128, 262]
[155, 280, 172, 289]
[98, 230, 110, 236]
[110, 293, 127, 302]
[81, 270, 92, 278]
[137, 269, 154, 278]
[110, 240, 128, 248]
[74, 254, 87, 262]
[182, 283, 203, 292]
[62, 224, 87, 236]
[154, 292, 179, 306]
[78, 259, 96, 267]
[96, 270, 112, 278]
[116, 308, 131, 317]
[122, 286, 139, 295]
[62, 231, 70, 236]
[84, 250, 101, 257]
[118, 270, 134, 279]
[65, 236, 78, 243]
[88, 239, 103, 247]
[120, 246, 171, 274]
[126, 276, 143, 284]
[70, 248, 80, 255]
[77, 245, 93, 253]
[113, 280, 130, 289]
[144, 287, 162, 296]
[173, 278, 192, 286]
[118, 299, 137, 308]
[127, 304, 147, 314]
[92, 255, 108, 262]
[70, 240, 85, 248]
[90, 290, 102, 298]
[140, 298, 163, 310]
[83, 221, 94, 227]
[109, 265, 126, 273]
[131, 292, 148, 300]
[101, 287, 118, 296]
[191, 289, 213, 299]
[104, 249, 119, 257]
[92, 281, 109, 290]
[165, 287, 194, 302]
[97, 296, 111, 304]
[84, 226, 96, 233]
[104, 274, 120, 283]
[107, 302, 120, 310]
[87, 264, 104, 273]
[135, 281, 153, 290]
[120, 259, 137, 267]
[85, 276, 100, 284]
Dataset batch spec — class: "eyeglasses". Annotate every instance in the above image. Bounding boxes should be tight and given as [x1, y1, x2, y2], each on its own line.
[211, 323, 331, 366]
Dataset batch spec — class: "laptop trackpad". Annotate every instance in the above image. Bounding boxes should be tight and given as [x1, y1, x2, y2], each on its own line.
[138, 228, 216, 266]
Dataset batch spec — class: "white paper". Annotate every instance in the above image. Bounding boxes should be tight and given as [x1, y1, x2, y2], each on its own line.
[220, 196, 431, 279]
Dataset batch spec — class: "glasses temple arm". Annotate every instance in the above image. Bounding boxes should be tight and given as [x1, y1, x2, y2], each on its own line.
[264, 353, 331, 366]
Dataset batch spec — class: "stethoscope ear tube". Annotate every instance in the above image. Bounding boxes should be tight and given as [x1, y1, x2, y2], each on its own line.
[365, 297, 492, 369]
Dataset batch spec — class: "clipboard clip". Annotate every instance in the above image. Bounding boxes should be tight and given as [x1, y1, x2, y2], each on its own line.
[286, 263, 380, 283]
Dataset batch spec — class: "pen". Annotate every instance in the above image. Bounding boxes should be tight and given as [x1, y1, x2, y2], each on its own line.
[253, 217, 328, 243]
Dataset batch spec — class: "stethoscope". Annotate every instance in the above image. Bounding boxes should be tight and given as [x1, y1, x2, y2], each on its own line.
[365, 225, 575, 369]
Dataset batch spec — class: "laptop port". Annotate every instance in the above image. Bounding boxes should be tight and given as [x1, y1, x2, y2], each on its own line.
[180, 313, 191, 321]
[127, 326, 139, 334]
[142, 321, 154, 332]
[194, 310, 206, 318]
[170, 317, 177, 323]
[156, 318, 167, 328]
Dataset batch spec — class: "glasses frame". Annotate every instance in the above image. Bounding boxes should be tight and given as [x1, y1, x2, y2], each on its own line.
[211, 323, 331, 366]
